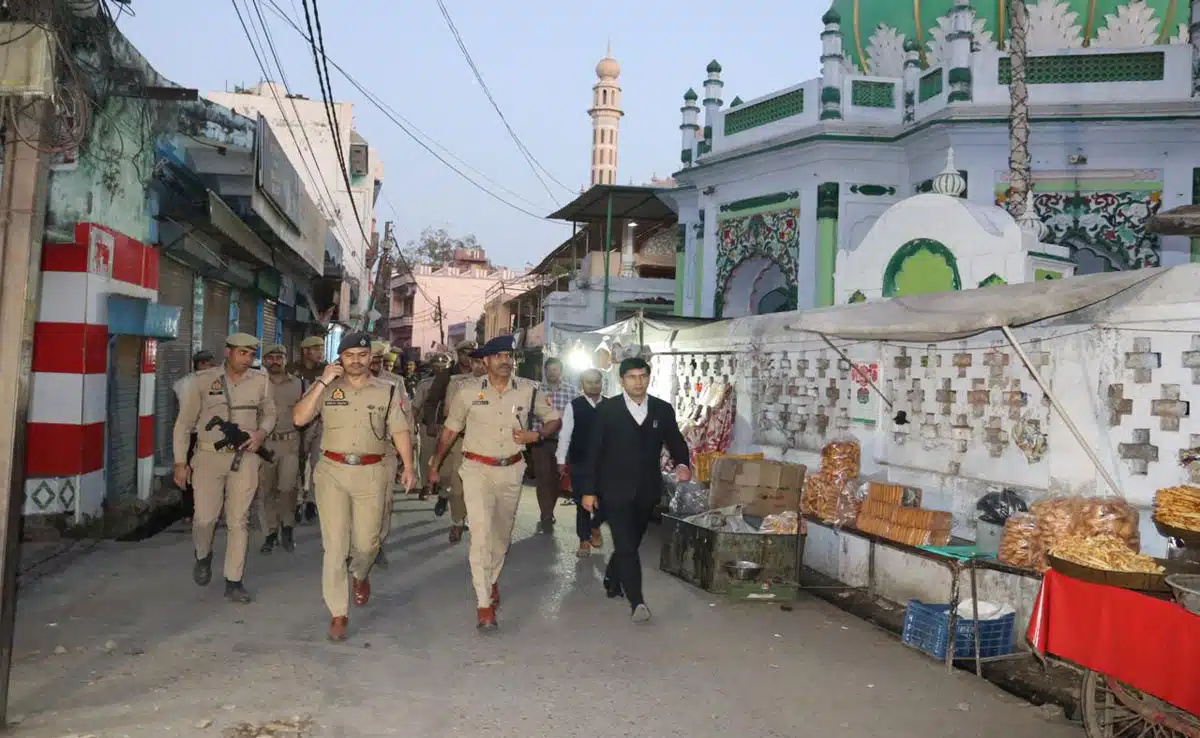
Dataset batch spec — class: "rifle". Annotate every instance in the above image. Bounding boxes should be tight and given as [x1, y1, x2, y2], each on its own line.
[205, 416, 276, 471]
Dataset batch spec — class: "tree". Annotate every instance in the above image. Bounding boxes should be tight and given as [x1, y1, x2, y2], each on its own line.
[402, 227, 482, 266]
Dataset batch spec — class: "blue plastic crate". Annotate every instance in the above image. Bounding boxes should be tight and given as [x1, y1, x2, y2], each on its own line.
[901, 599, 1016, 661]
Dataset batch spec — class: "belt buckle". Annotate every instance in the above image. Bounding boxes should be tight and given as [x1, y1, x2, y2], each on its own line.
[344, 453, 362, 466]
[497, 456, 512, 467]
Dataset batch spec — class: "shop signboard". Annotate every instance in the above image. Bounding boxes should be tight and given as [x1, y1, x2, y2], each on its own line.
[254, 115, 302, 231]
[850, 362, 880, 426]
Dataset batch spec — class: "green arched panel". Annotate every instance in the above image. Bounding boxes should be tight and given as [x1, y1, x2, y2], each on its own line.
[882, 238, 962, 298]
[978, 273, 1007, 288]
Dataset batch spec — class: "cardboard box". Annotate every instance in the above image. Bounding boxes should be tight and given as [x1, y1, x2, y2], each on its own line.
[712, 460, 807, 514]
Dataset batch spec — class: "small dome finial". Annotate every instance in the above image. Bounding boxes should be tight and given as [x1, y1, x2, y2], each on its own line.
[707, 59, 722, 74]
[596, 43, 620, 80]
[1018, 190, 1050, 241]
[931, 147, 966, 197]
[822, 5, 841, 25]
[684, 88, 698, 102]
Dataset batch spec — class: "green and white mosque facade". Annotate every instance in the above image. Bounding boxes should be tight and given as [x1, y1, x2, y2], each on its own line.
[665, 0, 1200, 319]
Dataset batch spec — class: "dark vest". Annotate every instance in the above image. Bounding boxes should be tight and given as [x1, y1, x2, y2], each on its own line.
[567, 396, 599, 464]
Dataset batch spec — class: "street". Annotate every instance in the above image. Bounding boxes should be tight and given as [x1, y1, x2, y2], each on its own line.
[7, 492, 1080, 738]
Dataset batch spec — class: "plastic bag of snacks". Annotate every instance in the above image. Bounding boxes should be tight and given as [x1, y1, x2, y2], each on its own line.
[1030, 497, 1080, 570]
[805, 471, 860, 526]
[997, 512, 1042, 569]
[759, 510, 800, 534]
[1076, 497, 1140, 550]
[820, 438, 861, 483]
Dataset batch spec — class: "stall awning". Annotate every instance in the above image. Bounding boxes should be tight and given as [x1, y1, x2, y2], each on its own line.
[788, 269, 1164, 342]
[206, 190, 274, 266]
[1147, 204, 1200, 236]
[546, 184, 678, 223]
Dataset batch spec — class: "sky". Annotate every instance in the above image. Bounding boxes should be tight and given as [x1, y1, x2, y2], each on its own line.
[118, 0, 823, 270]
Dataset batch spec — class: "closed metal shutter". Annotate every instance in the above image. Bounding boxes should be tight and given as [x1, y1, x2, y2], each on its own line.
[238, 290, 258, 337]
[107, 336, 142, 499]
[203, 280, 230, 352]
[155, 257, 194, 464]
[262, 300, 278, 351]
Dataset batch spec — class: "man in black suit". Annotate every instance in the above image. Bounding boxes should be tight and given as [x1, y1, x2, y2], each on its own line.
[579, 358, 691, 623]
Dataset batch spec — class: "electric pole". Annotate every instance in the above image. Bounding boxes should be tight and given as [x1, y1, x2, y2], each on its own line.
[434, 296, 445, 347]
[1007, 0, 1031, 217]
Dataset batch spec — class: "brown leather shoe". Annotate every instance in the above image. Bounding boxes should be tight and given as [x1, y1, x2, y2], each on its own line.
[476, 606, 498, 630]
[591, 528, 603, 548]
[491, 583, 500, 608]
[328, 616, 348, 641]
[449, 524, 464, 544]
[352, 577, 371, 606]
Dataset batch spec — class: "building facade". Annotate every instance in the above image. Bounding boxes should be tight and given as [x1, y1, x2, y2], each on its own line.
[206, 82, 384, 324]
[20, 21, 331, 524]
[670, 0, 1200, 319]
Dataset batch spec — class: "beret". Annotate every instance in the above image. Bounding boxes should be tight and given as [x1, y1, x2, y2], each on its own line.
[337, 332, 372, 354]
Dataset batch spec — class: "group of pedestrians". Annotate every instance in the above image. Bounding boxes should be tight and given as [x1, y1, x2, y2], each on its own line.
[171, 330, 691, 639]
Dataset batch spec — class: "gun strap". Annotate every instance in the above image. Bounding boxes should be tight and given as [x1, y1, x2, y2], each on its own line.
[527, 386, 538, 430]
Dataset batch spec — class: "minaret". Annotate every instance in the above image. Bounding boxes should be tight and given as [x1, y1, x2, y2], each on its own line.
[589, 42, 624, 187]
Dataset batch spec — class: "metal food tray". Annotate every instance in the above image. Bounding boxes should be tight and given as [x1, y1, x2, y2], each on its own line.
[1153, 518, 1200, 547]
[1047, 554, 1200, 595]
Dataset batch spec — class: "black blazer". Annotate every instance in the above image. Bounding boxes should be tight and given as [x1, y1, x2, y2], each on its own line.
[578, 394, 690, 504]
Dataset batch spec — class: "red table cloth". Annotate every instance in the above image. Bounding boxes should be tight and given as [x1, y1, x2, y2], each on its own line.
[1028, 570, 1200, 715]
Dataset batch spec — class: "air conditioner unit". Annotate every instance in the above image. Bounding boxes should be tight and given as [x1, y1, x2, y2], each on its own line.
[0, 23, 55, 98]
[349, 142, 369, 177]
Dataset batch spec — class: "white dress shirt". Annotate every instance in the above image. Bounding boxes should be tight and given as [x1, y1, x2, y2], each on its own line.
[556, 394, 601, 465]
[624, 392, 649, 426]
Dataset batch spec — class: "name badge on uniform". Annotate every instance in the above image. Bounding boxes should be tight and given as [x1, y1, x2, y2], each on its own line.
[653, 419, 659, 429]
[325, 387, 349, 406]
[472, 400, 489, 406]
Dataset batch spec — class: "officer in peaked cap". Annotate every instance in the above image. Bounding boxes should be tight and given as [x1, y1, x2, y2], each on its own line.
[292, 330, 416, 641]
[428, 334, 561, 630]
[173, 332, 277, 603]
[257, 344, 305, 555]
[428, 344, 485, 542]
[421, 339, 478, 511]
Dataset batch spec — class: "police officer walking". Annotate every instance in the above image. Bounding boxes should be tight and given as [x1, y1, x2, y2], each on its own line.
[429, 335, 561, 630]
[258, 344, 305, 555]
[173, 349, 217, 522]
[290, 335, 327, 525]
[370, 340, 412, 568]
[435, 354, 486, 543]
[292, 332, 416, 641]
[173, 333, 277, 603]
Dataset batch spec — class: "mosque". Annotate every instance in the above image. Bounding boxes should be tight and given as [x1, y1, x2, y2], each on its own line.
[663, 0, 1200, 319]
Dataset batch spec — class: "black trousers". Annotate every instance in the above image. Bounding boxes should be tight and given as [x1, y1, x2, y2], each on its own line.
[603, 495, 658, 608]
[570, 470, 605, 542]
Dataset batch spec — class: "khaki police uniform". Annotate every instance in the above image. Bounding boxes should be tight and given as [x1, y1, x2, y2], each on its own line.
[290, 339, 327, 507]
[445, 376, 559, 607]
[173, 350, 277, 583]
[373, 365, 410, 546]
[259, 370, 305, 536]
[313, 375, 409, 618]
[438, 372, 475, 525]
[414, 375, 437, 487]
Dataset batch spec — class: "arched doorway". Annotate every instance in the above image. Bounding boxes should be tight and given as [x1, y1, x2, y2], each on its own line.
[721, 257, 795, 318]
[882, 238, 962, 298]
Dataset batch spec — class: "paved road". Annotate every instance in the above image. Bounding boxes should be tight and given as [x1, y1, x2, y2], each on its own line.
[7, 491, 1080, 738]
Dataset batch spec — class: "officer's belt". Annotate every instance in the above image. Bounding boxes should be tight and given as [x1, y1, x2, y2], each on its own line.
[463, 452, 523, 467]
[269, 430, 299, 442]
[322, 451, 385, 466]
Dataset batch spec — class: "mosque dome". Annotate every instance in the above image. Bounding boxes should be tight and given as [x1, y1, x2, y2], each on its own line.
[596, 52, 621, 80]
[826, 0, 1188, 74]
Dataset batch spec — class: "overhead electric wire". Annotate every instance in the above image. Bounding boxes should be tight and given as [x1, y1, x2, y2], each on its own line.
[259, 0, 558, 222]
[241, 0, 359, 249]
[229, 0, 357, 251]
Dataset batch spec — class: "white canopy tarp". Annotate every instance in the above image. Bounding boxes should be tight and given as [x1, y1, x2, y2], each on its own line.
[787, 268, 1165, 342]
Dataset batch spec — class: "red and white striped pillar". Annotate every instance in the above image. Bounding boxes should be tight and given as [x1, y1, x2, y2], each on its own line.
[26, 223, 159, 520]
[138, 339, 157, 500]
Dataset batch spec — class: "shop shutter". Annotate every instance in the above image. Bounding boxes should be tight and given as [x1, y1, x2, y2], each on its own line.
[106, 336, 142, 499]
[262, 300, 278, 351]
[203, 280, 230, 352]
[154, 257, 194, 465]
[238, 289, 258, 338]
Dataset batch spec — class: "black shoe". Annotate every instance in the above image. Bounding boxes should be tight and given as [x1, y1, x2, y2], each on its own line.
[193, 554, 212, 586]
[538, 517, 555, 533]
[295, 505, 304, 525]
[280, 526, 295, 552]
[224, 579, 253, 603]
[260, 532, 277, 554]
[603, 577, 624, 599]
[303, 502, 318, 524]
[433, 497, 448, 517]
[375, 548, 389, 570]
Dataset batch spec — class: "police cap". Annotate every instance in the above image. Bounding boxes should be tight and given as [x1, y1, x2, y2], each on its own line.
[263, 344, 287, 357]
[226, 333, 260, 348]
[371, 340, 390, 356]
[455, 340, 478, 352]
[337, 331, 372, 354]
[193, 350, 215, 363]
[471, 335, 514, 359]
[300, 336, 325, 349]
